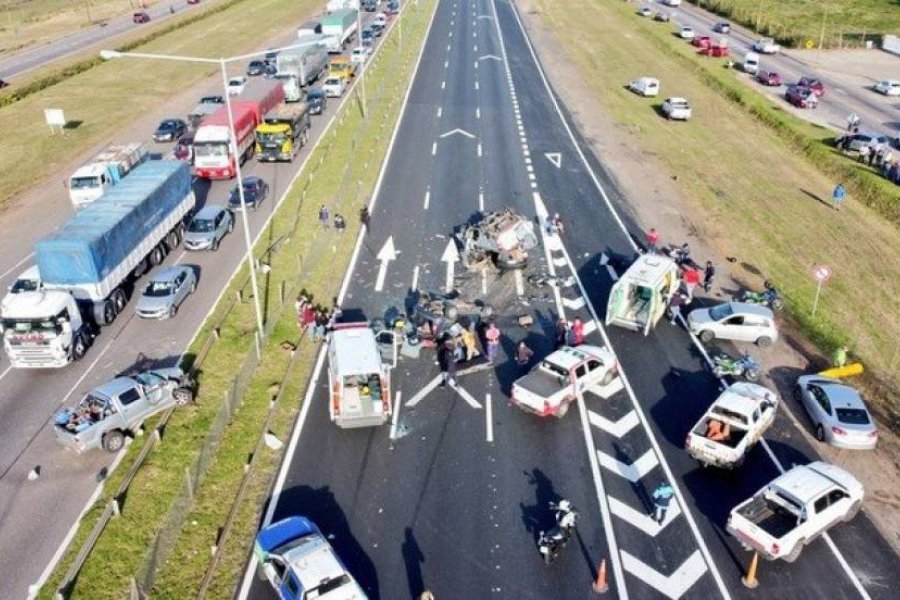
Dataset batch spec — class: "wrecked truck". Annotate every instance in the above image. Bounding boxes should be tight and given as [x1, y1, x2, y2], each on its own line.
[456, 208, 539, 270]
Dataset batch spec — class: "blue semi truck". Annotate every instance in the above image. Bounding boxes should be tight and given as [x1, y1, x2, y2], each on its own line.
[0, 160, 195, 368]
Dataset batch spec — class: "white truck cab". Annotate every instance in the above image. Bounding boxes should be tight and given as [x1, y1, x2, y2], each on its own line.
[328, 322, 393, 428]
[742, 51, 760, 75]
[686, 382, 778, 468]
[3, 265, 43, 308]
[606, 254, 680, 334]
[1, 290, 91, 368]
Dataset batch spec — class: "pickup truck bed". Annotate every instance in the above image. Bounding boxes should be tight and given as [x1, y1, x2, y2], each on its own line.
[515, 369, 566, 399]
[737, 495, 797, 539]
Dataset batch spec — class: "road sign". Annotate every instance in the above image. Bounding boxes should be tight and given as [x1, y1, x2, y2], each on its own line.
[44, 108, 66, 134]
[811, 264, 832, 283]
[805, 39, 815, 49]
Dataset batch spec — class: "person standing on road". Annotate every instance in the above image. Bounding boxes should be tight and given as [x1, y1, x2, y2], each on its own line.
[515, 341, 534, 372]
[832, 183, 846, 211]
[682, 266, 701, 302]
[555, 317, 568, 349]
[359, 205, 371, 231]
[461, 324, 477, 361]
[857, 145, 869, 164]
[485, 321, 501, 363]
[703, 260, 715, 293]
[646, 227, 660, 254]
[651, 481, 675, 524]
[846, 112, 860, 132]
[571, 317, 585, 346]
[318, 204, 331, 228]
[667, 293, 686, 325]
[438, 337, 456, 387]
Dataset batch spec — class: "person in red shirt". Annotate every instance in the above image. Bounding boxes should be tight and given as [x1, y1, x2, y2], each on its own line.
[646, 228, 660, 253]
[572, 317, 585, 345]
[682, 267, 701, 302]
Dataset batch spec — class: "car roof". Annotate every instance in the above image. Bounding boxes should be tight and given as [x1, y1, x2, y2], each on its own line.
[666, 97, 689, 104]
[242, 175, 262, 185]
[716, 302, 773, 317]
[150, 265, 189, 283]
[817, 381, 867, 410]
[194, 204, 227, 219]
[772, 462, 859, 504]
[547, 345, 610, 370]
[93, 376, 140, 399]
[716, 382, 776, 415]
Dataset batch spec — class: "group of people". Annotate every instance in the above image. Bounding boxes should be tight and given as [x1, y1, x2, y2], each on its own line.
[295, 294, 342, 342]
[554, 316, 586, 349]
[836, 116, 900, 188]
[317, 205, 347, 233]
[437, 320, 502, 386]
[647, 228, 716, 324]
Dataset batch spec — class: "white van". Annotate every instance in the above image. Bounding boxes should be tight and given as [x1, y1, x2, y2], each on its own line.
[606, 254, 680, 335]
[742, 52, 760, 75]
[628, 77, 660, 97]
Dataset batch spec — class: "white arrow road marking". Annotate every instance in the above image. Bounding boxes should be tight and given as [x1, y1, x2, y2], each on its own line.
[406, 374, 444, 407]
[597, 448, 658, 483]
[562, 296, 585, 310]
[375, 236, 398, 292]
[441, 239, 460, 293]
[621, 550, 707, 600]
[544, 152, 562, 168]
[608, 496, 681, 535]
[440, 128, 476, 139]
[586, 377, 625, 399]
[450, 380, 483, 408]
[478, 54, 501, 61]
[587, 408, 639, 438]
[477, 14, 494, 20]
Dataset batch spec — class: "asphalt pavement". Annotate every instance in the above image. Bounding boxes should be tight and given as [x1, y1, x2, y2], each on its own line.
[0, 7, 389, 598]
[0, 0, 220, 80]
[241, 0, 900, 598]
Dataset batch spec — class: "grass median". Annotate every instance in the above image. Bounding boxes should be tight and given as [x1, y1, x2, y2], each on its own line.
[0, 0, 321, 208]
[687, 0, 900, 48]
[531, 0, 899, 408]
[38, 1, 437, 597]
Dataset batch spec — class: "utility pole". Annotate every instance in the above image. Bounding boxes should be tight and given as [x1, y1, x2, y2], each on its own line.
[84, 0, 93, 24]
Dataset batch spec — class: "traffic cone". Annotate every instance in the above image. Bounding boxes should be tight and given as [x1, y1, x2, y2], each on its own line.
[742, 551, 760, 589]
[592, 558, 608, 593]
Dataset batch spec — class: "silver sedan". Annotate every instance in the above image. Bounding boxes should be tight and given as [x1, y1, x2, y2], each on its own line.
[135, 265, 197, 319]
[794, 375, 878, 450]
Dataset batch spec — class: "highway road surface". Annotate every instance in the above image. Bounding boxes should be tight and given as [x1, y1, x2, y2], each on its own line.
[0, 6, 389, 598]
[0, 0, 220, 80]
[238, 0, 900, 599]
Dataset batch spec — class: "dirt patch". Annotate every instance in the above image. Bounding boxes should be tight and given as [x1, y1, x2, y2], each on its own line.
[516, 0, 900, 556]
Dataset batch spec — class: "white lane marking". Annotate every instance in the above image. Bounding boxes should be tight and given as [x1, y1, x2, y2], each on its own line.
[476, 107, 481, 119]
[514, 270, 524, 296]
[582, 320, 597, 336]
[545, 152, 562, 168]
[406, 374, 444, 407]
[441, 238, 459, 293]
[486, 393, 493, 442]
[478, 54, 501, 61]
[441, 80, 446, 89]
[431, 142, 437, 155]
[477, 143, 482, 157]
[411, 265, 420, 292]
[390, 391, 403, 440]
[437, 106, 442, 118]
[606, 265, 619, 280]
[481, 270, 487, 295]
[447, 44, 451, 51]
[423, 190, 431, 209]
[449, 30, 453, 37]
[0, 251, 35, 281]
[0, 365, 12, 384]
[478, 191, 485, 211]
[444, 60, 449, 68]
[597, 448, 659, 483]
[475, 60, 479, 69]
[450, 380, 482, 409]
[475, 80, 480, 90]
[587, 408, 639, 439]
[562, 295, 585, 310]
[621, 550, 708, 600]
[440, 128, 475, 138]
[609, 496, 681, 535]
[474, 44, 478, 52]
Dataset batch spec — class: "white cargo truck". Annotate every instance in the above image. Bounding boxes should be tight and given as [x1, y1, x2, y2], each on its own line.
[322, 9, 359, 54]
[606, 254, 680, 335]
[275, 43, 329, 102]
[67, 142, 148, 208]
[327, 322, 393, 428]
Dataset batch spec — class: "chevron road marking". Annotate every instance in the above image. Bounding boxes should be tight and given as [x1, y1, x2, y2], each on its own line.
[621, 550, 708, 600]
[451, 380, 483, 409]
[597, 448, 658, 483]
[582, 320, 597, 336]
[552, 256, 567, 267]
[405, 374, 444, 407]
[587, 377, 625, 399]
[608, 496, 681, 536]
[562, 296, 585, 310]
[587, 408, 638, 438]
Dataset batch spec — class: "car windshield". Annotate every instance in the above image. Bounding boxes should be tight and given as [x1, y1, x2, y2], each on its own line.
[193, 142, 228, 158]
[306, 574, 353, 598]
[134, 371, 167, 387]
[201, 96, 223, 104]
[540, 360, 569, 378]
[188, 218, 215, 233]
[70, 176, 99, 189]
[10, 278, 39, 293]
[709, 304, 734, 320]
[308, 91, 324, 100]
[2, 317, 60, 335]
[835, 408, 870, 425]
[159, 121, 177, 130]
[144, 281, 174, 297]
[257, 132, 285, 143]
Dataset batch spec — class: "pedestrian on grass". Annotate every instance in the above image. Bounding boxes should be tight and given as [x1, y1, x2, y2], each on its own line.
[485, 321, 501, 363]
[667, 293, 686, 325]
[515, 341, 534, 371]
[646, 227, 660, 254]
[832, 183, 846, 211]
[703, 260, 715, 293]
[571, 317, 585, 346]
[334, 213, 346, 233]
[359, 205, 371, 230]
[318, 205, 330, 228]
[651, 481, 675, 524]
[833, 345, 849, 368]
[555, 317, 568, 349]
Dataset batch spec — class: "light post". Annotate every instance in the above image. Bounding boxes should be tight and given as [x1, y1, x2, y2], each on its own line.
[100, 38, 329, 335]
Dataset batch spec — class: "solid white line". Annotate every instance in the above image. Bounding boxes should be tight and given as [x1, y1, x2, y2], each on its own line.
[411, 265, 420, 291]
[0, 251, 35, 281]
[431, 142, 437, 156]
[486, 393, 493, 442]
[437, 106, 442, 118]
[423, 190, 431, 209]
[514, 269, 524, 296]
[390, 391, 403, 440]
[481, 270, 487, 295]
[478, 191, 485, 211]
[238, 1, 441, 595]
[0, 364, 12, 384]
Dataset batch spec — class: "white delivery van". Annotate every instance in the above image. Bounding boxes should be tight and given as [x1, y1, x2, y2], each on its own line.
[743, 52, 760, 75]
[606, 254, 680, 335]
[327, 322, 393, 428]
[628, 77, 660, 97]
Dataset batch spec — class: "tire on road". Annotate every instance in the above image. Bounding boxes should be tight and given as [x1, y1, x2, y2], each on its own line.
[698, 330, 714, 343]
[756, 336, 773, 347]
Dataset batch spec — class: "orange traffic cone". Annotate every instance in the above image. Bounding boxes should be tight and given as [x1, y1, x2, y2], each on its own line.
[592, 558, 609, 593]
[742, 551, 760, 589]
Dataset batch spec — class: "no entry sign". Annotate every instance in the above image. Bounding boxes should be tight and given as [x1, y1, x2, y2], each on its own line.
[812, 265, 832, 283]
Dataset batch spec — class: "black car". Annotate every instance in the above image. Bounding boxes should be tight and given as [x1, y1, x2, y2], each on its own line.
[362, 27, 374, 44]
[154, 118, 187, 143]
[713, 21, 731, 34]
[306, 89, 327, 115]
[247, 60, 266, 76]
[370, 22, 384, 37]
[228, 176, 269, 211]
[199, 94, 224, 104]
[264, 63, 277, 78]
[363, 0, 377, 11]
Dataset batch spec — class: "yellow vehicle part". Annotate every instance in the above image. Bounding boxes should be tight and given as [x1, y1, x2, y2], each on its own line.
[817, 363, 864, 379]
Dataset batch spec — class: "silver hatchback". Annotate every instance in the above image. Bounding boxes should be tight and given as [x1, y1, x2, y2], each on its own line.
[688, 302, 778, 346]
[794, 375, 878, 450]
[135, 266, 197, 319]
[184, 205, 234, 251]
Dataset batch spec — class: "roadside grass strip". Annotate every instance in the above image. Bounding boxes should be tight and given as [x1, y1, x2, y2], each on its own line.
[686, 0, 900, 49]
[532, 1, 900, 400]
[0, 0, 321, 206]
[37, 2, 435, 598]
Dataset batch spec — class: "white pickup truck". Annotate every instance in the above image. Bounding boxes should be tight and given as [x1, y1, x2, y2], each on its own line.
[685, 382, 778, 469]
[511, 345, 617, 418]
[726, 462, 864, 562]
[752, 37, 780, 54]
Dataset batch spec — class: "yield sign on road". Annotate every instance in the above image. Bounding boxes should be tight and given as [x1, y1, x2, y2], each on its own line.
[544, 152, 562, 169]
[440, 128, 476, 139]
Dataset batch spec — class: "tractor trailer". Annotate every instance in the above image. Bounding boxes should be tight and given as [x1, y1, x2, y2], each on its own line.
[274, 43, 329, 102]
[67, 142, 148, 208]
[255, 103, 311, 162]
[0, 161, 195, 368]
[322, 9, 358, 54]
[192, 79, 284, 179]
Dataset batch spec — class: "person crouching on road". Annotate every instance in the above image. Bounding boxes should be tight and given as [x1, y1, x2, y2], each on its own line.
[555, 317, 568, 349]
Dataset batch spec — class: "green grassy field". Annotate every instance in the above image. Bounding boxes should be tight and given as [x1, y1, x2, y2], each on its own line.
[533, 0, 900, 392]
[691, 0, 900, 47]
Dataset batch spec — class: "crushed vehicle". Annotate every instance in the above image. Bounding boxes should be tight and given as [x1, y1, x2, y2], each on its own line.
[726, 462, 863, 562]
[404, 291, 491, 350]
[53, 366, 194, 453]
[455, 208, 539, 271]
[685, 382, 778, 468]
[511, 345, 618, 417]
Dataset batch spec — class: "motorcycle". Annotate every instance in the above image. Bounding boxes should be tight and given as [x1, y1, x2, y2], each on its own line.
[712, 352, 761, 382]
[741, 280, 784, 310]
[537, 500, 578, 565]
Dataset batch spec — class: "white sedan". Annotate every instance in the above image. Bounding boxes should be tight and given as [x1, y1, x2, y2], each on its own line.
[227, 75, 248, 95]
[873, 80, 900, 96]
[322, 76, 346, 98]
[661, 97, 692, 120]
[679, 26, 695, 40]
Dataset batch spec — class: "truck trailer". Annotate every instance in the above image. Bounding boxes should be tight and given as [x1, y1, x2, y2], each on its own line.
[255, 103, 311, 162]
[67, 142, 148, 208]
[193, 79, 284, 179]
[275, 43, 329, 101]
[322, 9, 359, 53]
[1, 161, 195, 368]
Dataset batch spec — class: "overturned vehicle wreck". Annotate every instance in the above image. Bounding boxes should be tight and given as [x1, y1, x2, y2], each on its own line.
[455, 208, 539, 271]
